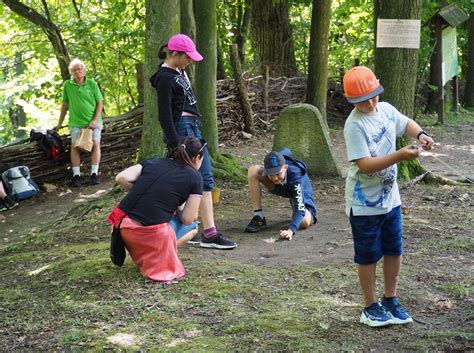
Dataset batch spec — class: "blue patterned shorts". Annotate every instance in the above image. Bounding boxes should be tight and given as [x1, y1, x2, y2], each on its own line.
[349, 206, 403, 265]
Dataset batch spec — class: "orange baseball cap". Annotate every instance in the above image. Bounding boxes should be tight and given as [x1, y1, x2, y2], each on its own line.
[343, 66, 384, 103]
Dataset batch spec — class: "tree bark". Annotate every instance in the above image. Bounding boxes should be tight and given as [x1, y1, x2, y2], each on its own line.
[216, 32, 226, 80]
[140, 0, 180, 159]
[194, 0, 220, 157]
[234, 0, 251, 65]
[305, 0, 331, 125]
[250, 0, 297, 77]
[464, 14, 474, 107]
[230, 44, 254, 134]
[374, 0, 425, 180]
[180, 0, 196, 84]
[2, 0, 71, 81]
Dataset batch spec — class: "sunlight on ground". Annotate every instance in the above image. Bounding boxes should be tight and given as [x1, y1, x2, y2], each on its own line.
[166, 329, 201, 347]
[58, 190, 73, 197]
[74, 188, 108, 203]
[28, 264, 51, 276]
[106, 333, 140, 347]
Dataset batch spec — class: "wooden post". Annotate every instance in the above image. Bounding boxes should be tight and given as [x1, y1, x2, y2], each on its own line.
[452, 75, 459, 112]
[435, 17, 445, 124]
[263, 64, 269, 121]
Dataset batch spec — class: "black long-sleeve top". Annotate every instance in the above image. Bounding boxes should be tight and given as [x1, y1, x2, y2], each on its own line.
[150, 64, 201, 146]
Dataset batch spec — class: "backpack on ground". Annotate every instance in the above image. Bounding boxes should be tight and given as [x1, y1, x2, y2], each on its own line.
[30, 128, 64, 160]
[2, 166, 40, 201]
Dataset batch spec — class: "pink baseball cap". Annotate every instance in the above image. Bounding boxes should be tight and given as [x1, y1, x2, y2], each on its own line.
[167, 34, 203, 62]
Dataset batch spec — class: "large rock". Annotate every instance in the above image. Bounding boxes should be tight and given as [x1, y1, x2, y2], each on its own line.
[273, 103, 341, 177]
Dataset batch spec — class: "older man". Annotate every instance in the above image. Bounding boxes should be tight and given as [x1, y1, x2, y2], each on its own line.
[54, 58, 104, 187]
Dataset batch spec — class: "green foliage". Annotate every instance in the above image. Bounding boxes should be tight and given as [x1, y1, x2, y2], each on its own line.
[1, 0, 144, 144]
[212, 153, 247, 183]
[1, 0, 473, 144]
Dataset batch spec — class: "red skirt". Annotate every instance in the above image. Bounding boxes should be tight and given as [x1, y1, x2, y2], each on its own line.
[119, 216, 185, 282]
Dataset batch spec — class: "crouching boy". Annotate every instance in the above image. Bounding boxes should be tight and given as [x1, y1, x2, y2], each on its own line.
[245, 148, 317, 240]
[343, 66, 434, 327]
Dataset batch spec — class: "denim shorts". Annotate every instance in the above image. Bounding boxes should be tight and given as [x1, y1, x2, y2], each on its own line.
[349, 206, 403, 265]
[174, 117, 214, 191]
[70, 123, 103, 144]
[169, 215, 197, 240]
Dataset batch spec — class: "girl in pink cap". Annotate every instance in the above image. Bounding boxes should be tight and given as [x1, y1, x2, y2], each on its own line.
[150, 34, 237, 250]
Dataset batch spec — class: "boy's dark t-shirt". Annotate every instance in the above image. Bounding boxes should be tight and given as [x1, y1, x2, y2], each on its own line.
[119, 158, 203, 226]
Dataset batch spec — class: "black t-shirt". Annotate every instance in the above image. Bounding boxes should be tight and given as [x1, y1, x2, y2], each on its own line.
[119, 158, 203, 226]
[150, 65, 201, 146]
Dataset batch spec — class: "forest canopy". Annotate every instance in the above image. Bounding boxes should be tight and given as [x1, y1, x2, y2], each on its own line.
[0, 0, 472, 145]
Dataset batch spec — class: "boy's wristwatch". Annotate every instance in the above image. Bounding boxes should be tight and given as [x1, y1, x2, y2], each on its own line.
[416, 130, 429, 140]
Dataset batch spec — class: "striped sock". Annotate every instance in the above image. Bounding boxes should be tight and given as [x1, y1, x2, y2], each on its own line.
[203, 227, 217, 238]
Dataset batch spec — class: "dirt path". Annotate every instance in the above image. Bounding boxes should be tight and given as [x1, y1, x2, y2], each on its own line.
[2, 122, 472, 257]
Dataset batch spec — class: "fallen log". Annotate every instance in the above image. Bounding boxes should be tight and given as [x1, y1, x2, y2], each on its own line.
[0, 106, 143, 185]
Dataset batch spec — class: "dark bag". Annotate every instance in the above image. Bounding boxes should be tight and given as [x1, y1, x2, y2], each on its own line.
[110, 219, 126, 267]
[30, 128, 64, 160]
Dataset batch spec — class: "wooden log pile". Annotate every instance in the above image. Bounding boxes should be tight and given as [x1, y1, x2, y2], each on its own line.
[0, 107, 143, 185]
[0, 76, 351, 185]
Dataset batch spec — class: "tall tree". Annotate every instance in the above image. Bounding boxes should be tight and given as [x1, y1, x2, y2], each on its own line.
[194, 0, 220, 156]
[305, 0, 331, 124]
[2, 0, 70, 80]
[464, 13, 474, 107]
[374, 0, 424, 180]
[139, 0, 180, 159]
[180, 0, 196, 83]
[233, 0, 251, 65]
[250, 0, 297, 77]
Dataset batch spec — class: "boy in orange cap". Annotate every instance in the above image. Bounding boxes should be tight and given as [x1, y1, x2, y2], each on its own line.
[343, 66, 434, 327]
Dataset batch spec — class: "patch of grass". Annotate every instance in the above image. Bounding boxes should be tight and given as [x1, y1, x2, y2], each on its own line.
[416, 108, 474, 127]
[439, 236, 473, 250]
[439, 282, 471, 297]
[427, 330, 474, 342]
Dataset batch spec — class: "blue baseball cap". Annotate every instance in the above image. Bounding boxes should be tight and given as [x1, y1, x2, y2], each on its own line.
[262, 151, 286, 176]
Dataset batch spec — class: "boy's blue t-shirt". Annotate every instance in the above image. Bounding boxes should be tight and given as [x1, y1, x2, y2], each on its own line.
[343, 102, 408, 217]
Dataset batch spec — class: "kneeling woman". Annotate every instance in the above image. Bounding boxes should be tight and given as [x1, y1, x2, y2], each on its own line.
[108, 137, 205, 282]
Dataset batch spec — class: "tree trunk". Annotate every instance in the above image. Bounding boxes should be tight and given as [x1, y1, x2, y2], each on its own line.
[230, 44, 254, 134]
[10, 51, 27, 138]
[136, 63, 144, 105]
[216, 32, 226, 80]
[140, 0, 180, 159]
[374, 0, 425, 180]
[194, 0, 219, 157]
[250, 0, 297, 77]
[305, 0, 331, 125]
[234, 0, 251, 65]
[180, 0, 196, 84]
[2, 0, 71, 81]
[464, 14, 474, 107]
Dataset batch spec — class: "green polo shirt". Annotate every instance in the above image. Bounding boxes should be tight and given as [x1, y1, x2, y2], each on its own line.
[62, 77, 104, 128]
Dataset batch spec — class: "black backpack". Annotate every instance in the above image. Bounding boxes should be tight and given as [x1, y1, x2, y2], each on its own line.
[30, 129, 64, 160]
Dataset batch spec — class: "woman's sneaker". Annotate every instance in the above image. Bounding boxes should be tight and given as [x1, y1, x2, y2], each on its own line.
[360, 302, 395, 327]
[200, 233, 237, 250]
[381, 297, 413, 324]
[187, 233, 202, 246]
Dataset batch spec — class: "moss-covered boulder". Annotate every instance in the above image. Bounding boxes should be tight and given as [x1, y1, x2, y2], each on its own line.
[273, 103, 341, 177]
